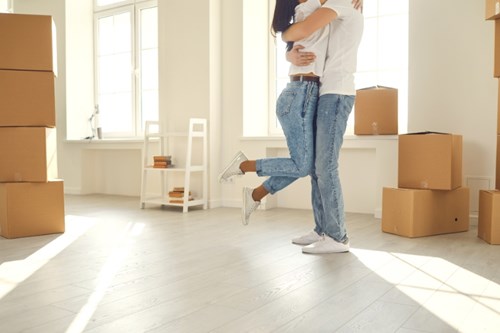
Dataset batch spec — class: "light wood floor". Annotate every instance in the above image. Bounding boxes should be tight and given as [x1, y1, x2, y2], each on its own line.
[0, 194, 499, 333]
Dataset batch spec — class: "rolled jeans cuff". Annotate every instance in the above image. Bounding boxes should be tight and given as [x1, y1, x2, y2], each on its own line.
[255, 159, 264, 176]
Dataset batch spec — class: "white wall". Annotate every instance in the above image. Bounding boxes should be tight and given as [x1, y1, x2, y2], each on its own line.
[65, 0, 93, 141]
[12, 0, 497, 216]
[408, 0, 497, 212]
[158, 0, 222, 205]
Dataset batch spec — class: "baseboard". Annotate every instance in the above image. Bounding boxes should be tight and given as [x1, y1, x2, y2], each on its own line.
[208, 199, 222, 209]
[64, 187, 83, 195]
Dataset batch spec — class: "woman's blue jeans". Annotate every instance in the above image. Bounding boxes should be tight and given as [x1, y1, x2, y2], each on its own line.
[255, 80, 319, 194]
[311, 93, 355, 242]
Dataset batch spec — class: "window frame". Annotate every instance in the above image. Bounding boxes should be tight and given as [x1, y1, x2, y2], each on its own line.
[134, 0, 158, 136]
[93, 0, 158, 139]
[267, 1, 279, 136]
[94, 0, 134, 12]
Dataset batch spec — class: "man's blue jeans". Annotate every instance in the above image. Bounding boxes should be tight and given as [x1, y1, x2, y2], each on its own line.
[311, 93, 355, 243]
[255, 80, 319, 194]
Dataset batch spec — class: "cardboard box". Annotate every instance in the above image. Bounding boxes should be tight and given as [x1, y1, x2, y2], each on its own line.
[0, 180, 65, 239]
[495, 21, 500, 77]
[398, 132, 462, 190]
[486, 0, 500, 20]
[478, 190, 500, 244]
[497, 135, 500, 189]
[382, 187, 469, 238]
[0, 13, 57, 73]
[0, 127, 58, 182]
[354, 86, 398, 135]
[498, 82, 500, 134]
[0, 70, 55, 127]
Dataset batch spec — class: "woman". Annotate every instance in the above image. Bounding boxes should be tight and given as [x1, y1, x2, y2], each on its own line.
[218, 0, 328, 225]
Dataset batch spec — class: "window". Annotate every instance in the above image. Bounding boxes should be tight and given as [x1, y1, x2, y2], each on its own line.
[0, 0, 12, 12]
[269, 31, 290, 136]
[355, 0, 409, 134]
[94, 0, 158, 138]
[270, 0, 409, 135]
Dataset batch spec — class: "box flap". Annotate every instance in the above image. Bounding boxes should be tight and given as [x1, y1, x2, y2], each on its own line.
[357, 85, 397, 91]
[400, 131, 450, 136]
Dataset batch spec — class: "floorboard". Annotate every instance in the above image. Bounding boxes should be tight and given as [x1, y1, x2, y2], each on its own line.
[0, 194, 498, 332]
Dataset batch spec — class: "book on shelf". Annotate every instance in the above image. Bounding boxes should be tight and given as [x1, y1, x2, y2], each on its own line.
[151, 155, 172, 168]
[169, 197, 194, 204]
[153, 155, 171, 161]
[168, 187, 194, 203]
[168, 191, 192, 198]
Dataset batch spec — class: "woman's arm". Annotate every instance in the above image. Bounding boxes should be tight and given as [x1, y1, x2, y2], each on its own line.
[282, 7, 337, 42]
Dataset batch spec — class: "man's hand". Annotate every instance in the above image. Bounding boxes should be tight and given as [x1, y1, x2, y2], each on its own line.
[286, 45, 316, 66]
[352, 0, 363, 11]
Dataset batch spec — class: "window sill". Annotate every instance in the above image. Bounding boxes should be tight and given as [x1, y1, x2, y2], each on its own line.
[64, 138, 145, 150]
[240, 134, 399, 151]
[241, 134, 399, 142]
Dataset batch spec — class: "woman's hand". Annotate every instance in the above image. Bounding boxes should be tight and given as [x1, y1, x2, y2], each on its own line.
[286, 45, 316, 66]
[352, 0, 363, 11]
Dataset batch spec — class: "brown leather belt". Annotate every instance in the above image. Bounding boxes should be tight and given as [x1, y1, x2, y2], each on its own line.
[290, 75, 320, 83]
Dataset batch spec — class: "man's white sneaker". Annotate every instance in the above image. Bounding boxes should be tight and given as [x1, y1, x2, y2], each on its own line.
[292, 230, 323, 246]
[302, 235, 350, 254]
[218, 151, 248, 183]
[242, 187, 260, 225]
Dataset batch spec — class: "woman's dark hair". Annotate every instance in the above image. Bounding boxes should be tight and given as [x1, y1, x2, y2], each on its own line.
[271, 0, 299, 51]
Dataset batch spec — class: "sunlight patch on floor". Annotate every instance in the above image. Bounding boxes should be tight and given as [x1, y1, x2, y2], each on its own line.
[351, 248, 500, 332]
[0, 215, 96, 300]
[65, 222, 144, 333]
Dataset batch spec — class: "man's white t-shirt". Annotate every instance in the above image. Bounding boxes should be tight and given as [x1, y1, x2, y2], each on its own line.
[320, 0, 364, 96]
[288, 0, 329, 77]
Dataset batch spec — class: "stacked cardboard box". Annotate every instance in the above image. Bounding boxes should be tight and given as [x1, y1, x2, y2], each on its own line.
[478, 1, 500, 244]
[382, 132, 470, 238]
[0, 13, 65, 239]
[478, 190, 500, 244]
[354, 86, 398, 135]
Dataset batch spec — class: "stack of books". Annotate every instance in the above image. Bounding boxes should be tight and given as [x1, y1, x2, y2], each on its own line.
[152, 155, 172, 168]
[168, 187, 193, 204]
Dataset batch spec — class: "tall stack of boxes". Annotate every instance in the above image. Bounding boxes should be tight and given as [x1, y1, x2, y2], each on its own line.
[478, 1, 500, 245]
[0, 13, 65, 239]
[382, 132, 470, 238]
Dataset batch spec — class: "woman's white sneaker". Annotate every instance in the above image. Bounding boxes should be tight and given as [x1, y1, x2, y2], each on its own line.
[291, 230, 323, 245]
[218, 151, 248, 183]
[302, 235, 350, 254]
[242, 187, 260, 225]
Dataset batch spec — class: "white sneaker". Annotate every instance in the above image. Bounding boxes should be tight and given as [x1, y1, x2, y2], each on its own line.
[292, 230, 323, 245]
[242, 187, 260, 225]
[218, 151, 248, 183]
[302, 235, 350, 254]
